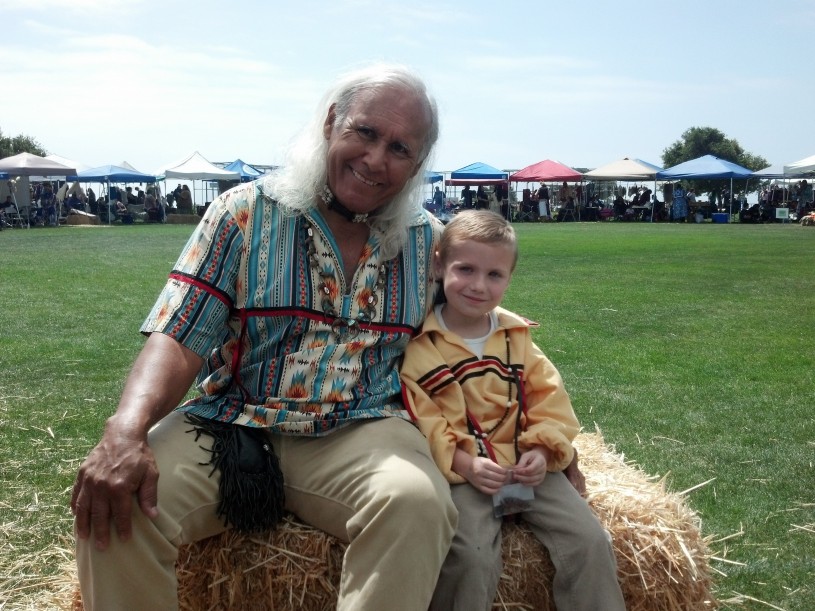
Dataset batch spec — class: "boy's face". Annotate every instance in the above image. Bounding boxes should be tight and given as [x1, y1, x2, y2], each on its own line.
[436, 239, 514, 326]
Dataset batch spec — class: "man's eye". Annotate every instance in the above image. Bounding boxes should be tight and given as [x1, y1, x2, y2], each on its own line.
[390, 142, 411, 158]
[356, 127, 376, 139]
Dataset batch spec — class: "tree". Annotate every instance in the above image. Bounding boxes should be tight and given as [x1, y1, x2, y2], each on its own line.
[0, 127, 48, 159]
[661, 126, 768, 196]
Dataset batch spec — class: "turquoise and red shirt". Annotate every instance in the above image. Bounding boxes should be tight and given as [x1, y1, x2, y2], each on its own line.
[141, 180, 441, 436]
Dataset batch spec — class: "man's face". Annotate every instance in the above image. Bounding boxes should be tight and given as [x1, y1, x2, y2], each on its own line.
[323, 86, 429, 215]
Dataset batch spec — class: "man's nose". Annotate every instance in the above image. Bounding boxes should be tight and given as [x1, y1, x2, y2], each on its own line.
[363, 141, 388, 170]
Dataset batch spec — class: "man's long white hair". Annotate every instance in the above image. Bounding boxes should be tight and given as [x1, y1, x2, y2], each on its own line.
[262, 63, 439, 260]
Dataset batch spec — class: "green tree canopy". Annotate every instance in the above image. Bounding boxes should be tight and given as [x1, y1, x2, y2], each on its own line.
[661, 127, 768, 196]
[0, 127, 48, 159]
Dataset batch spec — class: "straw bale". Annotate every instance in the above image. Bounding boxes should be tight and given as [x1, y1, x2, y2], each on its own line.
[68, 430, 717, 610]
[165, 213, 201, 225]
[66, 212, 100, 226]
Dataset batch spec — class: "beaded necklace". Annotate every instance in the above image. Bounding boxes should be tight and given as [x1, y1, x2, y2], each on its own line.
[475, 333, 513, 438]
[304, 219, 385, 339]
[465, 330, 523, 464]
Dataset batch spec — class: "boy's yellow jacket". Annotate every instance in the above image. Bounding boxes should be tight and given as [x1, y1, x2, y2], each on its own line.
[401, 306, 580, 484]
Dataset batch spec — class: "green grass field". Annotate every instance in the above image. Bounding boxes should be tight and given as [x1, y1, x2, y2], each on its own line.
[1, 221, 813, 609]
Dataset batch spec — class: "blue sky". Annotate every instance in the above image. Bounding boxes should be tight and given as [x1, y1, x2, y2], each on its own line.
[1, 0, 813, 175]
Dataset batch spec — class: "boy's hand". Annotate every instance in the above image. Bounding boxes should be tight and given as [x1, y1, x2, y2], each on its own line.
[512, 446, 550, 487]
[458, 454, 509, 495]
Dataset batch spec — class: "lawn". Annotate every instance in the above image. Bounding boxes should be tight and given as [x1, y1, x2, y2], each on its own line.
[1, 221, 813, 609]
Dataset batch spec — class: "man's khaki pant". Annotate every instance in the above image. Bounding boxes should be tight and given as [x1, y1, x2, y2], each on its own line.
[76, 412, 457, 611]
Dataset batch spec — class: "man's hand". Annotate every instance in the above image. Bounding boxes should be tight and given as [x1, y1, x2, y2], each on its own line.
[70, 332, 203, 551]
[563, 448, 587, 496]
[71, 421, 160, 551]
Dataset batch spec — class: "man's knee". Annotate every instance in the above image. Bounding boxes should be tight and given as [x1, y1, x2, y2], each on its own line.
[382, 464, 457, 536]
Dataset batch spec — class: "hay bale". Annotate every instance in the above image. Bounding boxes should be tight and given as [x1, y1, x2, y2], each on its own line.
[165, 213, 201, 225]
[66, 211, 100, 226]
[68, 430, 718, 610]
[572, 431, 717, 610]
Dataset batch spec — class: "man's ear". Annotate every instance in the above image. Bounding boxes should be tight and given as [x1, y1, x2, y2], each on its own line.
[410, 155, 426, 178]
[323, 104, 337, 140]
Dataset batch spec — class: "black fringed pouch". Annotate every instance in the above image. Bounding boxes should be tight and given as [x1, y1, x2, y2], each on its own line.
[185, 414, 286, 533]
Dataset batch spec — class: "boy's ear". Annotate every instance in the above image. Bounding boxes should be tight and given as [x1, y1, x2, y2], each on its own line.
[432, 251, 444, 279]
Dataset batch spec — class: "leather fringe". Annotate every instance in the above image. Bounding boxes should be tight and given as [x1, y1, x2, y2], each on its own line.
[185, 414, 286, 533]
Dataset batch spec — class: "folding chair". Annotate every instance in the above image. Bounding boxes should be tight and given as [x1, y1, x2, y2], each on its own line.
[558, 203, 576, 222]
[126, 204, 147, 221]
[8, 203, 29, 228]
[516, 189, 538, 222]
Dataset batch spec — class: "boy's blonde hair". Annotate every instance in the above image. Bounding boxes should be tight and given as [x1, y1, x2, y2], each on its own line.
[437, 210, 518, 270]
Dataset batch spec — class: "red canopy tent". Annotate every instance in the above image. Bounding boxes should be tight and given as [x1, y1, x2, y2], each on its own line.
[509, 159, 583, 183]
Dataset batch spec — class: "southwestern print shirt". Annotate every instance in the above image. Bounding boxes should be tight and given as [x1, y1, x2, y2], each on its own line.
[141, 180, 441, 436]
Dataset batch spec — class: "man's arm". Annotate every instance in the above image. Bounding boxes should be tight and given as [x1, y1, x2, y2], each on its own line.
[71, 332, 204, 550]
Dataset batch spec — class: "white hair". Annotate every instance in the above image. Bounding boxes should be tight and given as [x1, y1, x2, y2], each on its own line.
[262, 63, 439, 260]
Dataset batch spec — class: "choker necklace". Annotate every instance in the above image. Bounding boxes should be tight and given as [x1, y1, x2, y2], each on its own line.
[322, 185, 369, 224]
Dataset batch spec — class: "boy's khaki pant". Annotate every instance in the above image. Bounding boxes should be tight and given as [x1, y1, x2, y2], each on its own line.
[76, 412, 457, 611]
[431, 471, 626, 611]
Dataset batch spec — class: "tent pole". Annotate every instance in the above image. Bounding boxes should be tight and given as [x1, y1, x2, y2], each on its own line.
[729, 177, 734, 218]
[651, 176, 657, 222]
[9, 182, 27, 229]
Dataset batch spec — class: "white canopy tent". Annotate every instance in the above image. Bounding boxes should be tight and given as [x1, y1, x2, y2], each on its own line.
[28, 154, 90, 182]
[584, 157, 664, 221]
[0, 152, 77, 177]
[584, 157, 663, 181]
[0, 153, 79, 225]
[157, 151, 240, 208]
[783, 154, 815, 176]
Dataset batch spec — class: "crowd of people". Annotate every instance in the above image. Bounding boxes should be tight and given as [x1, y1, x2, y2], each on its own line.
[420, 177, 814, 226]
[0, 181, 201, 226]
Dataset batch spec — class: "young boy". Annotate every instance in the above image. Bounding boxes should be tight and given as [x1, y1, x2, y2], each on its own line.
[401, 210, 625, 610]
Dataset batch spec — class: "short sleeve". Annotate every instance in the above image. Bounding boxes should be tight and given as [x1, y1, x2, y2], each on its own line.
[141, 196, 245, 358]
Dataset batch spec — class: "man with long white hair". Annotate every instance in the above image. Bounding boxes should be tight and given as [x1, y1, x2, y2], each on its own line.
[72, 63, 456, 611]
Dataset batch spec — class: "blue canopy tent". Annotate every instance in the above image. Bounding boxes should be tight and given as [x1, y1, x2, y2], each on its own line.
[446, 162, 508, 186]
[445, 162, 510, 218]
[70, 164, 158, 223]
[222, 159, 263, 182]
[658, 155, 752, 216]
